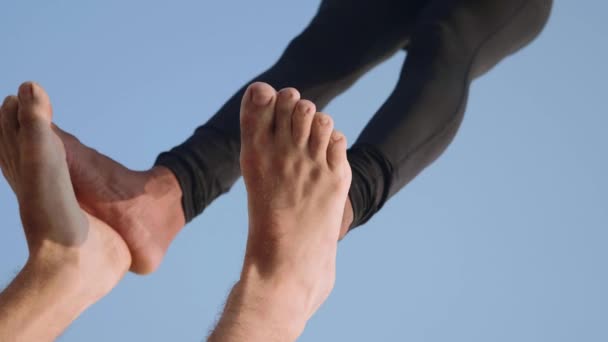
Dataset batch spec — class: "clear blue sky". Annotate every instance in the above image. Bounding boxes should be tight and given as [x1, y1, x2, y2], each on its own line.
[1, 1, 606, 341]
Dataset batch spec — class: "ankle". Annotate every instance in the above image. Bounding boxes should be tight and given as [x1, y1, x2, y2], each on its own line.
[339, 198, 354, 240]
[28, 231, 130, 294]
[144, 166, 186, 227]
[26, 247, 101, 303]
[146, 166, 183, 201]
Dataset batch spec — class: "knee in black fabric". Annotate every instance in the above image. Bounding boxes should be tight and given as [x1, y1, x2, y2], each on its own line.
[405, 0, 554, 81]
[155, 126, 241, 222]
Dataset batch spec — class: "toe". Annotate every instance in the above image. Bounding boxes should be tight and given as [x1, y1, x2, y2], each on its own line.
[0, 105, 3, 165]
[0, 97, 11, 166]
[275, 88, 300, 143]
[291, 100, 316, 147]
[326, 131, 348, 171]
[308, 113, 334, 161]
[17, 82, 53, 129]
[0, 96, 20, 187]
[1, 96, 20, 138]
[240, 82, 277, 147]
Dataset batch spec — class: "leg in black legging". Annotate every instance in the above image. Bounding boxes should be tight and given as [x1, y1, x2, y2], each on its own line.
[347, 0, 553, 228]
[155, 0, 426, 221]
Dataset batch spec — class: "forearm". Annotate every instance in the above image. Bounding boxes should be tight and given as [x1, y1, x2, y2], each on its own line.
[208, 267, 309, 342]
[0, 258, 92, 342]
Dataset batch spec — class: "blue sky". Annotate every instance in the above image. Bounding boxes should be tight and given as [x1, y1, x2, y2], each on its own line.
[1, 1, 606, 341]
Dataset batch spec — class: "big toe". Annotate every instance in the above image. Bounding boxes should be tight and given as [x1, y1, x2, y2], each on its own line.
[17, 82, 53, 128]
[240, 82, 277, 146]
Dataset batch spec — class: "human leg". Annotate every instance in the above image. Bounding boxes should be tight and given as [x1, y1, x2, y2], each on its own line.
[60, 0, 424, 273]
[345, 0, 553, 229]
[0, 83, 131, 341]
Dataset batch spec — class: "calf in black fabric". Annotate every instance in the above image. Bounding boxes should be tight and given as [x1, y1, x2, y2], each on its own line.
[155, 0, 553, 230]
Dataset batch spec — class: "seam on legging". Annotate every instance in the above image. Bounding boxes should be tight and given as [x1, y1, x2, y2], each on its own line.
[395, 0, 534, 169]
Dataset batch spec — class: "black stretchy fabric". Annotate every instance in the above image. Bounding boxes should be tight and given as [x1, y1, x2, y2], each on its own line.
[155, 0, 553, 229]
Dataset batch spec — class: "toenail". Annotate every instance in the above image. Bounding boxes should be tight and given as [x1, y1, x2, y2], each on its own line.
[19, 83, 34, 100]
[251, 88, 273, 106]
[299, 104, 312, 115]
[280, 89, 295, 98]
[319, 116, 330, 126]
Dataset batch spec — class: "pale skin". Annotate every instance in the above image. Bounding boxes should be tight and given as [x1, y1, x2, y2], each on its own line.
[54, 88, 355, 275]
[0, 82, 349, 340]
[0, 83, 132, 342]
[208, 83, 351, 341]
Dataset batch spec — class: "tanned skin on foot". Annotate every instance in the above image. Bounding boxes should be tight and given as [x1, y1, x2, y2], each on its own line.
[209, 83, 350, 341]
[0, 82, 350, 341]
[51, 0, 552, 275]
[0, 83, 131, 342]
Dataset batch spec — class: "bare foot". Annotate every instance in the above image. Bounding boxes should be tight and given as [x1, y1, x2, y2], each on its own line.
[52, 80, 353, 274]
[53, 124, 185, 275]
[239, 83, 352, 317]
[0, 82, 131, 298]
[340, 198, 354, 239]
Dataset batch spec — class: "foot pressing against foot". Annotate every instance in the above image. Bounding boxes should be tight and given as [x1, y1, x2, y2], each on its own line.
[51, 77, 357, 274]
[53, 119, 185, 275]
[0, 82, 131, 300]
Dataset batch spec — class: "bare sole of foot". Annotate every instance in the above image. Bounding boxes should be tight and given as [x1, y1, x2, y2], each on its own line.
[0, 82, 131, 297]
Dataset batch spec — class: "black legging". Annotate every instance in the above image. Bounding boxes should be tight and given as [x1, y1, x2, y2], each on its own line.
[155, 0, 553, 229]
